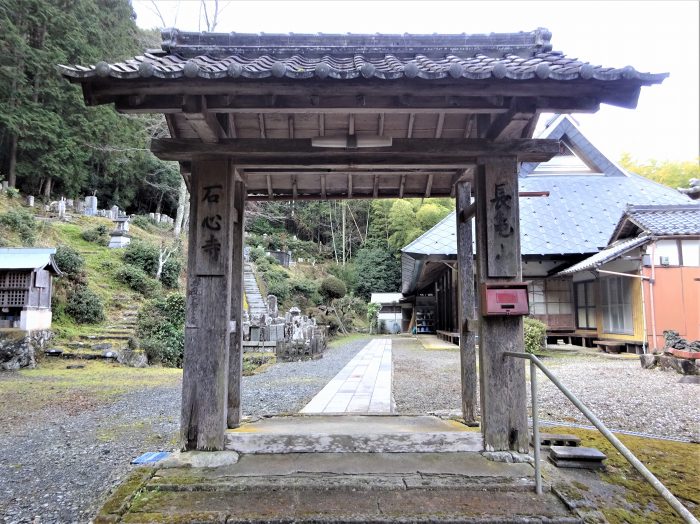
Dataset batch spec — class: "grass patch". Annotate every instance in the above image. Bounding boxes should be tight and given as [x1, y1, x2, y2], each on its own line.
[546, 426, 699, 523]
[327, 333, 370, 348]
[0, 360, 181, 424]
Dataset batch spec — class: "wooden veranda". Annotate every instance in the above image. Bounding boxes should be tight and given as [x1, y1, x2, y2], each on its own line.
[61, 28, 665, 452]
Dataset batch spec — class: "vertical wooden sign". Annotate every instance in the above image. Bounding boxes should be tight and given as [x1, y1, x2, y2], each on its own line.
[194, 168, 230, 276]
[485, 157, 520, 278]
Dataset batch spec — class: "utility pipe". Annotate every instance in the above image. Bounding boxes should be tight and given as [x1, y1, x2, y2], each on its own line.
[649, 241, 659, 352]
[505, 351, 699, 524]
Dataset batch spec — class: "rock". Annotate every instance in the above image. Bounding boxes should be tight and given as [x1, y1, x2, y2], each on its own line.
[93, 343, 112, 351]
[156, 450, 239, 469]
[116, 348, 148, 368]
[639, 354, 658, 369]
[0, 329, 53, 371]
[482, 451, 533, 464]
[657, 355, 675, 371]
[669, 356, 697, 375]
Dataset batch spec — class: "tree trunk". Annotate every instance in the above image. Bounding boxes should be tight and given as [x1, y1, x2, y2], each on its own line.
[174, 178, 188, 237]
[8, 134, 17, 187]
[43, 176, 52, 200]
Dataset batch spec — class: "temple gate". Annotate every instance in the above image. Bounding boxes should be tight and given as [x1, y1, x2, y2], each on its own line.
[61, 28, 665, 451]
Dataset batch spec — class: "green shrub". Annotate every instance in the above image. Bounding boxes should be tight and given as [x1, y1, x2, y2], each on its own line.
[0, 208, 37, 245]
[367, 302, 381, 334]
[54, 246, 84, 280]
[524, 317, 547, 354]
[122, 240, 182, 288]
[130, 215, 153, 230]
[123, 240, 160, 275]
[320, 276, 347, 302]
[137, 293, 186, 367]
[65, 286, 105, 324]
[81, 224, 110, 245]
[288, 276, 320, 307]
[160, 257, 182, 289]
[116, 265, 160, 296]
[248, 246, 266, 262]
[5, 187, 20, 199]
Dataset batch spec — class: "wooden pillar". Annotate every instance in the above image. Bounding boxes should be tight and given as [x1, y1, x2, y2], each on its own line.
[228, 178, 246, 428]
[474, 157, 529, 453]
[181, 159, 235, 451]
[455, 181, 477, 425]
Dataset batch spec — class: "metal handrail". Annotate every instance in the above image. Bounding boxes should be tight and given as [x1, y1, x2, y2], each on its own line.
[504, 351, 699, 524]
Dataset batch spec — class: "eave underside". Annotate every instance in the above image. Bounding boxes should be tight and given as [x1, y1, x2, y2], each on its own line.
[75, 77, 648, 200]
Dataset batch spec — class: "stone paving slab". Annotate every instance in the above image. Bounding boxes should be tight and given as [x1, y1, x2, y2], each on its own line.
[225, 415, 484, 453]
[300, 338, 393, 414]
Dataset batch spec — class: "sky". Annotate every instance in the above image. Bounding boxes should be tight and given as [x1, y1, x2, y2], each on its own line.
[131, 0, 700, 163]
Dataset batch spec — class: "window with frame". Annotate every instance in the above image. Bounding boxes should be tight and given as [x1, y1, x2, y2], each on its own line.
[528, 279, 572, 315]
[575, 281, 597, 329]
[601, 276, 633, 334]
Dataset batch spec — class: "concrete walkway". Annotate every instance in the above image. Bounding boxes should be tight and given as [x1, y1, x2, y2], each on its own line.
[300, 338, 393, 414]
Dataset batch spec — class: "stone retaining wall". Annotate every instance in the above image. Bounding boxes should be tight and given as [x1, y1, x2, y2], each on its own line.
[0, 329, 52, 371]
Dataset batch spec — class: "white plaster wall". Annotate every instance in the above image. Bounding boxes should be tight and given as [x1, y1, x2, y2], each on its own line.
[648, 240, 680, 266]
[681, 239, 700, 267]
[19, 309, 53, 330]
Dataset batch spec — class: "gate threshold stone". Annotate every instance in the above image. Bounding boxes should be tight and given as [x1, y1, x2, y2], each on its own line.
[226, 415, 483, 453]
[96, 452, 581, 523]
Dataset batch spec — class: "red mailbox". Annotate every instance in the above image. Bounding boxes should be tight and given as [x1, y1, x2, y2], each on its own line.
[481, 282, 529, 316]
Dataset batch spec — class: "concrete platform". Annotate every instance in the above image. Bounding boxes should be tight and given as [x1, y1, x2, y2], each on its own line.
[225, 415, 484, 453]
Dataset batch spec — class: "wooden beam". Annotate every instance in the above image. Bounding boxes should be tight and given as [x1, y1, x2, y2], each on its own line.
[485, 100, 536, 141]
[378, 113, 385, 135]
[474, 158, 528, 453]
[288, 115, 294, 139]
[319, 114, 325, 136]
[227, 179, 246, 429]
[456, 181, 477, 425]
[151, 138, 560, 163]
[266, 175, 273, 199]
[435, 112, 445, 138]
[182, 159, 234, 450]
[227, 114, 238, 138]
[248, 191, 448, 201]
[373, 174, 379, 198]
[349, 114, 355, 135]
[464, 115, 475, 139]
[292, 176, 298, 200]
[407, 113, 415, 138]
[399, 174, 406, 198]
[258, 113, 266, 138]
[347, 174, 353, 199]
[321, 174, 327, 199]
[424, 173, 434, 198]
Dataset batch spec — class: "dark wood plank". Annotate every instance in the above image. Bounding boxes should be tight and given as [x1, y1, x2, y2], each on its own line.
[456, 181, 477, 425]
[181, 159, 234, 450]
[484, 157, 520, 278]
[228, 179, 246, 428]
[474, 160, 528, 453]
[150, 137, 560, 163]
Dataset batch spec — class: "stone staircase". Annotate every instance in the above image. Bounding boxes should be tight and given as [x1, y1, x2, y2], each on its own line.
[46, 301, 146, 366]
[243, 262, 267, 318]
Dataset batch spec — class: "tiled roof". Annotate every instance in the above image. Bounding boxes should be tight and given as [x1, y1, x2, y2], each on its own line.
[0, 248, 61, 274]
[401, 173, 692, 259]
[59, 28, 666, 83]
[556, 236, 651, 275]
[610, 204, 700, 241]
[403, 213, 458, 257]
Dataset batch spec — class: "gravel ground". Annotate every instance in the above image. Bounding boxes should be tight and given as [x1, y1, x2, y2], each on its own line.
[393, 336, 700, 441]
[3, 334, 696, 523]
[0, 336, 369, 524]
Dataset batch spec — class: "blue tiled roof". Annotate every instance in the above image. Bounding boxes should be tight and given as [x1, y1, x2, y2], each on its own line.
[610, 204, 700, 241]
[401, 173, 691, 259]
[556, 236, 651, 275]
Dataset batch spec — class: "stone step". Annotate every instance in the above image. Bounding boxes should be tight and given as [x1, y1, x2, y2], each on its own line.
[548, 446, 606, 470]
[226, 415, 484, 454]
[79, 334, 131, 341]
[532, 433, 581, 448]
[98, 452, 581, 523]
